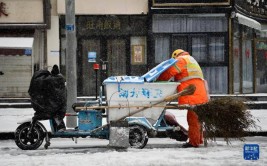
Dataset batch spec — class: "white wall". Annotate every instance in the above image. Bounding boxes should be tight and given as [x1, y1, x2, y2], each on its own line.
[47, 16, 60, 70]
[57, 0, 148, 15]
[0, 0, 43, 23]
[47, 0, 60, 70]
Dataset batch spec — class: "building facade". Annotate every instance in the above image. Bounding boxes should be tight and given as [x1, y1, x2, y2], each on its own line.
[57, 0, 149, 96]
[150, 0, 267, 94]
[58, 0, 267, 96]
[233, 0, 267, 93]
[0, 0, 51, 97]
[1, 0, 266, 98]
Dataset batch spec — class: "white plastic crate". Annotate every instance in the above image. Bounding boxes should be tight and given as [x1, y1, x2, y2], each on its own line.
[103, 59, 179, 123]
[104, 78, 179, 123]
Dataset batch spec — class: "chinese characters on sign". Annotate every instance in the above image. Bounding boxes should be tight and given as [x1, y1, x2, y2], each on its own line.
[0, 2, 8, 17]
[237, 0, 267, 17]
[132, 45, 144, 64]
[118, 88, 163, 99]
[243, 144, 260, 160]
[86, 18, 121, 30]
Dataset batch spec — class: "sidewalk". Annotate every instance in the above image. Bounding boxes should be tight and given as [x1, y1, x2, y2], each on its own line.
[0, 107, 266, 140]
[1, 94, 267, 109]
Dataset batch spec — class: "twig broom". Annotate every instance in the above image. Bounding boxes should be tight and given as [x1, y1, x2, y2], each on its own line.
[188, 97, 259, 144]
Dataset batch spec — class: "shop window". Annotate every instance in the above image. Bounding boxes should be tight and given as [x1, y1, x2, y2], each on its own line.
[155, 34, 227, 94]
[242, 29, 253, 93]
[155, 35, 170, 63]
[233, 37, 241, 93]
[255, 40, 267, 93]
[203, 67, 228, 94]
[153, 14, 228, 94]
[191, 35, 227, 93]
[233, 24, 254, 94]
[152, 14, 227, 33]
[209, 37, 225, 62]
[192, 36, 207, 62]
[172, 35, 188, 51]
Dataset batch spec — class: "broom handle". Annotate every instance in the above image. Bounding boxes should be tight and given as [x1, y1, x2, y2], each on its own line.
[75, 104, 191, 110]
[89, 84, 195, 133]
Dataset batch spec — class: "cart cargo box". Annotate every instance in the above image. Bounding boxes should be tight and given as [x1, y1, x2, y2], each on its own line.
[103, 59, 179, 123]
[78, 110, 102, 131]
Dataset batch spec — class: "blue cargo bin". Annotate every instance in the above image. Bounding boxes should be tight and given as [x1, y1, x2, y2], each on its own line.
[78, 110, 102, 131]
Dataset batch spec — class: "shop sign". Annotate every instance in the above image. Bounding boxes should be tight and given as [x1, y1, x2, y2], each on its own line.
[0, 2, 8, 17]
[24, 49, 32, 55]
[234, 47, 239, 57]
[88, 52, 96, 63]
[131, 45, 145, 65]
[236, 0, 267, 18]
[153, 0, 230, 6]
[86, 18, 121, 31]
[77, 16, 129, 36]
[65, 24, 75, 31]
[257, 41, 267, 50]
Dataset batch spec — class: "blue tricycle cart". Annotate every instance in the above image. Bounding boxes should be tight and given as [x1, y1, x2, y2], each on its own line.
[14, 59, 189, 150]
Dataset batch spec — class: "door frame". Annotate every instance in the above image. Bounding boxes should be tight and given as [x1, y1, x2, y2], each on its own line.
[77, 36, 130, 96]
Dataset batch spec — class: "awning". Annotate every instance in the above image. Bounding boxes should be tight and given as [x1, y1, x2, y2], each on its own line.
[235, 13, 267, 31]
[261, 24, 267, 31]
[0, 37, 34, 49]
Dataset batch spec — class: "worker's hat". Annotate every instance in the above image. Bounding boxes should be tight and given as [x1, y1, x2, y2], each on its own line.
[171, 49, 189, 58]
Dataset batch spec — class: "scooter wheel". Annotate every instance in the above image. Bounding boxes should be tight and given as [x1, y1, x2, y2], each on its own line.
[14, 122, 45, 150]
[129, 125, 148, 149]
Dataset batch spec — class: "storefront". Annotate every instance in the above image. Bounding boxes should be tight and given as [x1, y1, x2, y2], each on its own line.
[0, 0, 50, 97]
[150, 0, 231, 94]
[57, 0, 148, 96]
[56, 0, 266, 96]
[150, 0, 267, 94]
[232, 0, 267, 93]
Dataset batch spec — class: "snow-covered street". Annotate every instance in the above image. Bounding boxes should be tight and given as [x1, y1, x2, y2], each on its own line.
[0, 108, 267, 166]
[1, 137, 267, 166]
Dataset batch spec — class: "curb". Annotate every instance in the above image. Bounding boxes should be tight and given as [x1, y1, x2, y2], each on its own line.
[1, 131, 267, 140]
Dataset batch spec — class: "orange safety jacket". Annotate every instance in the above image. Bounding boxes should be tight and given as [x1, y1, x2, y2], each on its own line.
[157, 55, 209, 105]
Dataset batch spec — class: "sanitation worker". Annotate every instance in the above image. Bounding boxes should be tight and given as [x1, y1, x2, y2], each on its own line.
[157, 49, 209, 148]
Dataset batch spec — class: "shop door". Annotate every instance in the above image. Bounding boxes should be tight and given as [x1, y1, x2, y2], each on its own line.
[0, 55, 32, 97]
[80, 38, 126, 96]
[107, 39, 126, 76]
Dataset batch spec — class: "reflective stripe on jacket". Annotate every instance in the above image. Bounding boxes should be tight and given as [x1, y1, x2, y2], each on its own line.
[157, 56, 208, 104]
[173, 55, 203, 82]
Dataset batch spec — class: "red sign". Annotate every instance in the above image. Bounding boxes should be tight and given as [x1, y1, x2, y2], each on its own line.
[234, 48, 239, 58]
[245, 49, 250, 58]
[0, 2, 8, 17]
[93, 63, 100, 70]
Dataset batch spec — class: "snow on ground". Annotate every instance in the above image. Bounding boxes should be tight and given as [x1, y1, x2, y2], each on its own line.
[1, 137, 267, 166]
[0, 108, 266, 132]
[0, 108, 267, 166]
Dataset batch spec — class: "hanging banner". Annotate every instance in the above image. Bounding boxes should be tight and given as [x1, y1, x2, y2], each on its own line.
[152, 0, 230, 6]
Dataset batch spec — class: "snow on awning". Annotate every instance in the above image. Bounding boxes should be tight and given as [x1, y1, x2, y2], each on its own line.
[0, 37, 34, 49]
[235, 13, 262, 30]
[261, 24, 267, 31]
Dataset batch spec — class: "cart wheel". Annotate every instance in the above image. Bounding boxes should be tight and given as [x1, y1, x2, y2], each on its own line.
[129, 125, 148, 149]
[14, 122, 45, 150]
